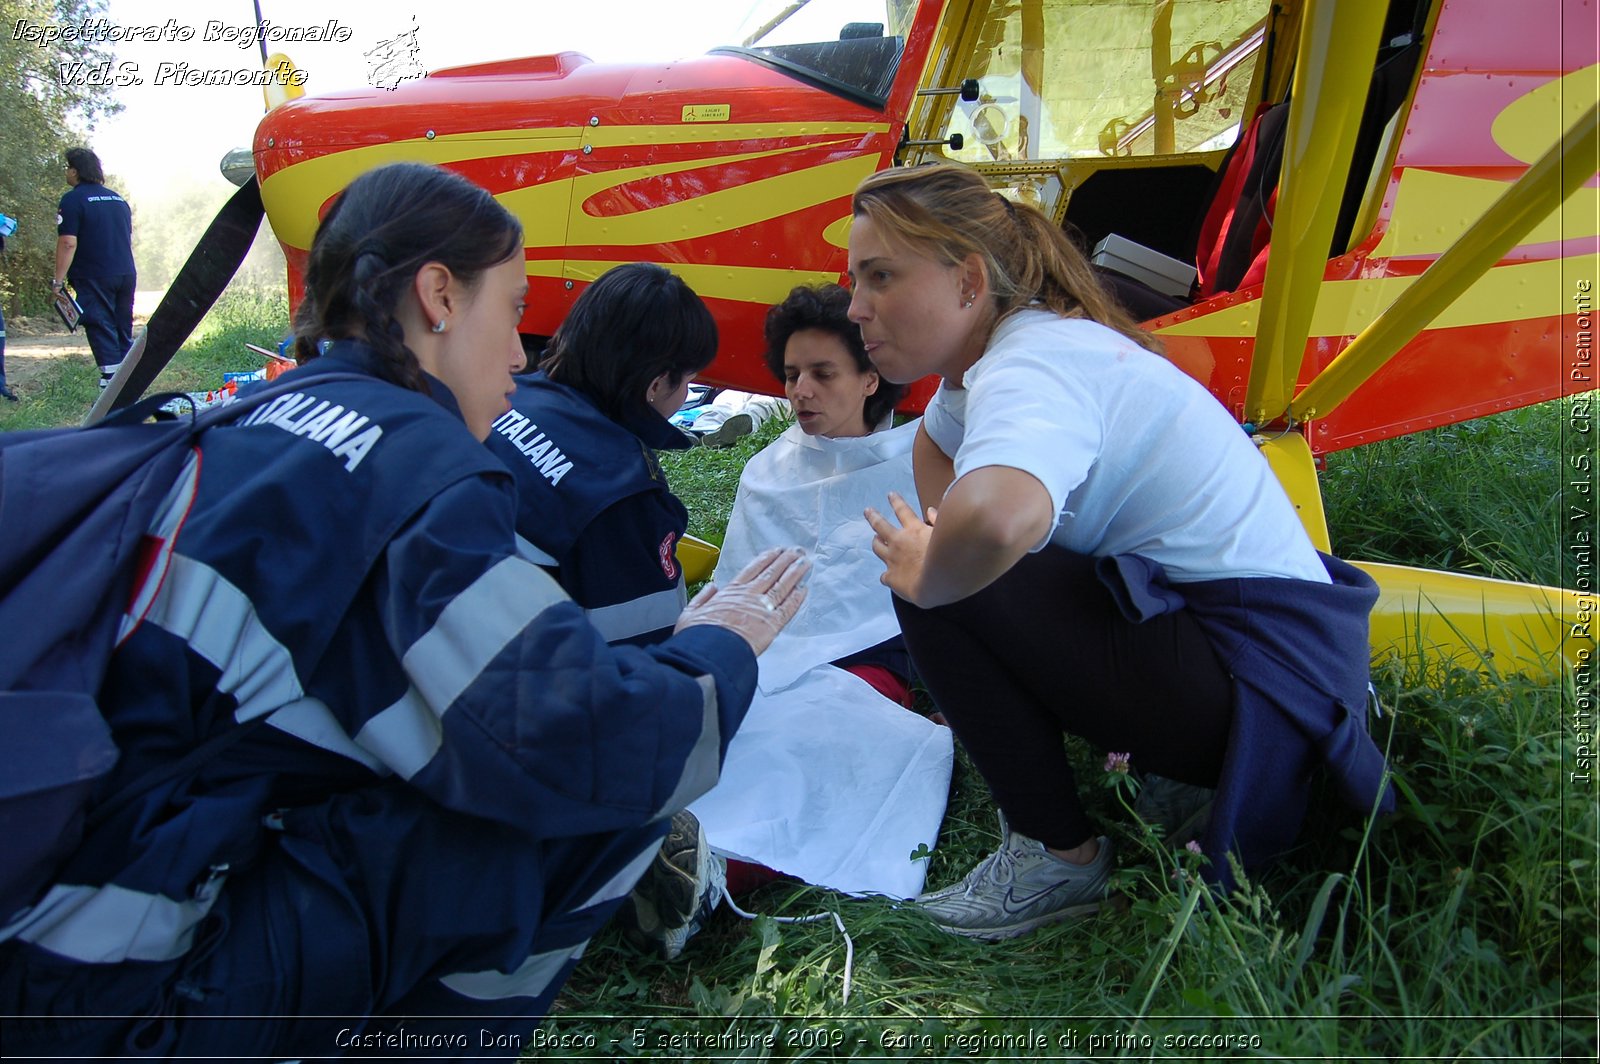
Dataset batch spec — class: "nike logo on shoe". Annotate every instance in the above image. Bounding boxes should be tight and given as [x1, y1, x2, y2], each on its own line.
[1000, 881, 1075, 913]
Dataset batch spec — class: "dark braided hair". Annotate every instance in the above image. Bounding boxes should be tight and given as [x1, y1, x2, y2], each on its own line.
[291, 163, 523, 392]
[763, 283, 906, 429]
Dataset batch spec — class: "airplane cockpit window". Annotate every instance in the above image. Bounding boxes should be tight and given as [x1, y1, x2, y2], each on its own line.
[712, 0, 918, 108]
[943, 0, 1272, 162]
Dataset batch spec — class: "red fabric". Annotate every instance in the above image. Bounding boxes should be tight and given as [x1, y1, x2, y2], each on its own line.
[1195, 102, 1273, 298]
[842, 663, 913, 708]
[725, 858, 783, 897]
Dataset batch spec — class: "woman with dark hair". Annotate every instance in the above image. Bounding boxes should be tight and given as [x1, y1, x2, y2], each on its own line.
[761, 282, 905, 438]
[486, 262, 715, 649]
[738, 282, 913, 700]
[686, 283, 951, 926]
[539, 261, 717, 422]
[483, 262, 723, 962]
[0, 162, 809, 1057]
[852, 163, 1391, 941]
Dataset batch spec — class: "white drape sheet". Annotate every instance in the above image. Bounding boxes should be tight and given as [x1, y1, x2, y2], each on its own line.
[693, 420, 953, 897]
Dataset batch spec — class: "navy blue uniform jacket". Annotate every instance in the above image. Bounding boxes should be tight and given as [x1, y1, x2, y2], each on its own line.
[56, 183, 134, 281]
[0, 343, 757, 982]
[1098, 551, 1395, 889]
[487, 371, 694, 646]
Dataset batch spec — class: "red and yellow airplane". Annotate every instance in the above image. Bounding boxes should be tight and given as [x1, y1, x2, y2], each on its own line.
[107, 0, 1600, 679]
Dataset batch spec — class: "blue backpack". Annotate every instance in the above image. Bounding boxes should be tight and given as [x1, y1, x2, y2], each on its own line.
[0, 373, 361, 921]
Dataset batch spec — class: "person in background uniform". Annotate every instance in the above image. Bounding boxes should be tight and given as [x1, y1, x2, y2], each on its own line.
[54, 147, 136, 391]
[853, 163, 1393, 941]
[0, 216, 16, 400]
[0, 162, 809, 1058]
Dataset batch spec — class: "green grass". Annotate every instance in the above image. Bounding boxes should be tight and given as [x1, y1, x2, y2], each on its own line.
[660, 414, 792, 550]
[1321, 402, 1567, 587]
[539, 670, 1592, 1059]
[3, 296, 1591, 1059]
[556, 399, 1594, 1061]
[0, 288, 291, 432]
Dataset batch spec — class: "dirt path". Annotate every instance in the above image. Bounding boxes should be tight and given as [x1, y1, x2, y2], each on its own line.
[5, 330, 95, 388]
[4, 299, 158, 388]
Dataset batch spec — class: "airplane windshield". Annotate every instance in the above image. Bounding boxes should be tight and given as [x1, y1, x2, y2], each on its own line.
[941, 0, 1272, 161]
[712, 0, 918, 108]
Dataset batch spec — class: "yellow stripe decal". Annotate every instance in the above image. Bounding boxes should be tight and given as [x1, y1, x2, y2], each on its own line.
[261, 134, 581, 250]
[1157, 253, 1600, 339]
[563, 260, 840, 305]
[1371, 168, 1599, 259]
[1370, 64, 1600, 260]
[822, 214, 854, 250]
[1491, 66, 1600, 165]
[544, 149, 878, 247]
[261, 125, 886, 252]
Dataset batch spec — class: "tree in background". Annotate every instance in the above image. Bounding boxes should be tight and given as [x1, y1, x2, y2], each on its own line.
[133, 180, 287, 294]
[0, 0, 121, 318]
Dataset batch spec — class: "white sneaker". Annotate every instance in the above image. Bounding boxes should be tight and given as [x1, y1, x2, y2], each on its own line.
[918, 817, 1111, 941]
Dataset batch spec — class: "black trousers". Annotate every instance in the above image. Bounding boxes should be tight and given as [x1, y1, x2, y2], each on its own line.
[72, 273, 135, 372]
[894, 548, 1234, 850]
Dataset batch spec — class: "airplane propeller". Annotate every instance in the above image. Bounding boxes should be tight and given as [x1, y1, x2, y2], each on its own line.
[85, 176, 265, 423]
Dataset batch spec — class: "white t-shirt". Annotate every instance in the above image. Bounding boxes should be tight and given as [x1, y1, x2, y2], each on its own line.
[922, 310, 1329, 584]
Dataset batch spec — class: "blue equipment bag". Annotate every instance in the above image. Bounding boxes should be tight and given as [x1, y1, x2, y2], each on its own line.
[0, 372, 363, 922]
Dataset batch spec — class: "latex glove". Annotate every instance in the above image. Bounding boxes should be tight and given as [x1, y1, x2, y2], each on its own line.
[674, 546, 810, 655]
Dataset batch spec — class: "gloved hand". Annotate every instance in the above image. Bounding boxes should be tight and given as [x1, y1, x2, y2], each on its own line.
[674, 546, 810, 655]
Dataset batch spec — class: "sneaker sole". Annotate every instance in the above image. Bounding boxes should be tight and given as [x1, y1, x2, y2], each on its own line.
[618, 814, 709, 958]
[647, 817, 707, 926]
[930, 898, 1103, 942]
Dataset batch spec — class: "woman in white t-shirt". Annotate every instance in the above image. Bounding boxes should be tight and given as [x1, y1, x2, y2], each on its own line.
[852, 164, 1392, 942]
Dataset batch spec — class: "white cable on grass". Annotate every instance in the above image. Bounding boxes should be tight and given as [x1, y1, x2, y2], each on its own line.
[718, 885, 855, 1005]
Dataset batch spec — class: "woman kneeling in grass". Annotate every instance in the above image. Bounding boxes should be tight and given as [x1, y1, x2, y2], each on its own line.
[852, 164, 1394, 941]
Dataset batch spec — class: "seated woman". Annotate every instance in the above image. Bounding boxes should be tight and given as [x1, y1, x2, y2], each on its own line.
[719, 283, 918, 703]
[689, 283, 953, 911]
[485, 261, 712, 647]
[0, 163, 810, 1057]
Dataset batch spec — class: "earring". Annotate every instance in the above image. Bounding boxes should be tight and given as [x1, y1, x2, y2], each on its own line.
[431, 319, 447, 333]
[961, 293, 975, 309]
